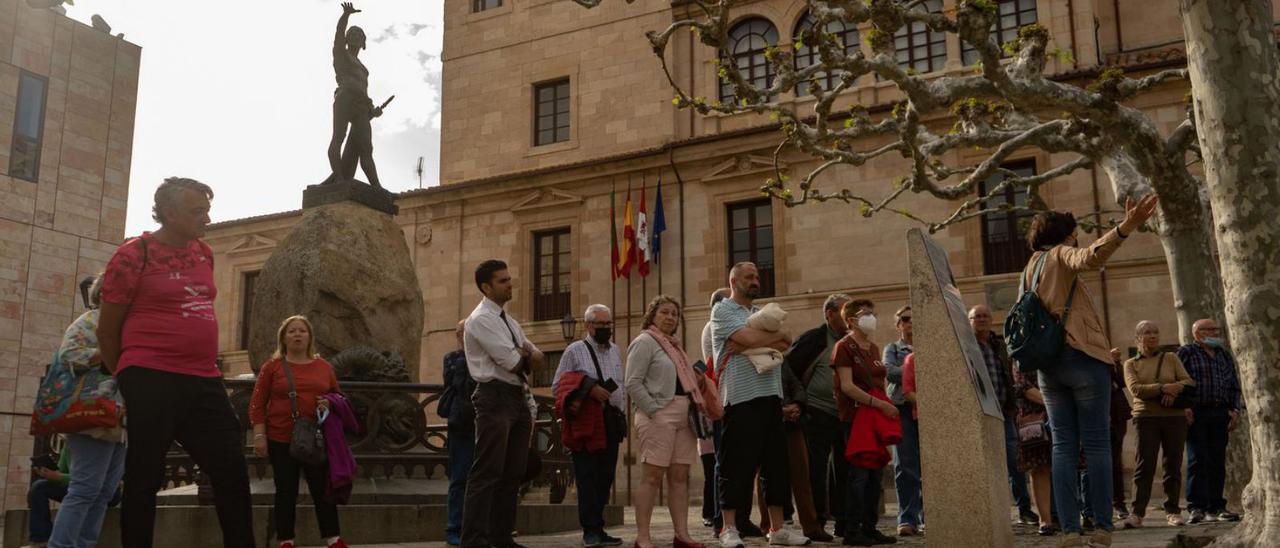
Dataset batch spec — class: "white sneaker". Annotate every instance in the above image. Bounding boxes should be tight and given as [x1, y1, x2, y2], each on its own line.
[720, 527, 745, 548]
[767, 526, 811, 546]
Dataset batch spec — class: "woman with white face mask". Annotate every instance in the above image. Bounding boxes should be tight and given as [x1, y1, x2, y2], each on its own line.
[830, 300, 899, 546]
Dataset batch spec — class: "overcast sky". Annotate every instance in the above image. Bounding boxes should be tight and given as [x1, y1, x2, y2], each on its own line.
[62, 1, 444, 235]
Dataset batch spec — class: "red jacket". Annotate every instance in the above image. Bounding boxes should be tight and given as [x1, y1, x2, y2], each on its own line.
[555, 371, 607, 453]
[844, 388, 903, 469]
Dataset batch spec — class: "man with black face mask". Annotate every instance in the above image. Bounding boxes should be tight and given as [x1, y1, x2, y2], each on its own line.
[552, 304, 626, 547]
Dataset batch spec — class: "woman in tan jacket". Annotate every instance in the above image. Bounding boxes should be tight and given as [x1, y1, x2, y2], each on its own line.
[1121, 321, 1194, 529]
[1019, 193, 1158, 548]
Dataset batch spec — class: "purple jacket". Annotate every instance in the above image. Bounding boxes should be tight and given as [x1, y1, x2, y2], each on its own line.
[321, 392, 362, 504]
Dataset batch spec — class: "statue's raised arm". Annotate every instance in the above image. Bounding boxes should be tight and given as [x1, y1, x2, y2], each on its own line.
[335, 2, 359, 54]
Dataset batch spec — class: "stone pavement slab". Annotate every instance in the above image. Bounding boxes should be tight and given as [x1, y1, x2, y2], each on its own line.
[346, 506, 1236, 547]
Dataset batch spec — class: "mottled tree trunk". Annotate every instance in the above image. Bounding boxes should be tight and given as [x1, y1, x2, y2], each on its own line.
[1179, 1, 1280, 545]
[1099, 156, 1225, 343]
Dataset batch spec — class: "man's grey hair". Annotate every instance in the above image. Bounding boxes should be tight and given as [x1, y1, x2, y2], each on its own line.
[1135, 320, 1159, 336]
[584, 304, 612, 323]
[824, 293, 851, 312]
[152, 177, 213, 224]
[709, 288, 730, 307]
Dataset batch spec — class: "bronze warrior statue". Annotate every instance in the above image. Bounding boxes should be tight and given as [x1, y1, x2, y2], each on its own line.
[327, 2, 391, 188]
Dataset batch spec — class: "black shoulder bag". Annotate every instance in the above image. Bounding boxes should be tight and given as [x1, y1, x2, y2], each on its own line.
[583, 342, 627, 444]
[280, 360, 327, 465]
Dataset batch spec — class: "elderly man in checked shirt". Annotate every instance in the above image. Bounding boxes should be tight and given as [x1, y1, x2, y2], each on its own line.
[553, 304, 626, 547]
[1177, 318, 1244, 524]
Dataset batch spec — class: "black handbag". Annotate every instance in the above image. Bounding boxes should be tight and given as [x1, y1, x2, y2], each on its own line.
[280, 360, 327, 466]
[583, 342, 627, 444]
[1144, 353, 1196, 409]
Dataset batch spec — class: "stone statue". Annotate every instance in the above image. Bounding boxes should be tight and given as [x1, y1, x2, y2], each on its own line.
[326, 2, 392, 189]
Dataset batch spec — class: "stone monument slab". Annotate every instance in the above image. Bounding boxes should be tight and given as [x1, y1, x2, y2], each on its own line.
[303, 179, 399, 215]
[907, 228, 1013, 547]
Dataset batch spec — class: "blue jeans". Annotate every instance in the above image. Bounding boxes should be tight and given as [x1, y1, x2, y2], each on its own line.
[446, 422, 475, 544]
[1003, 416, 1033, 515]
[1185, 406, 1230, 513]
[1039, 348, 1114, 533]
[49, 433, 126, 548]
[892, 404, 923, 527]
[28, 479, 68, 542]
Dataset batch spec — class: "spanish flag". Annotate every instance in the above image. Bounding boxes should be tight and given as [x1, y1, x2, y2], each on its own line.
[617, 188, 635, 278]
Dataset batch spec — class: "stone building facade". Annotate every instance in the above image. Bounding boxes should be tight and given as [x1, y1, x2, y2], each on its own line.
[0, 0, 140, 513]
[205, 0, 1270, 500]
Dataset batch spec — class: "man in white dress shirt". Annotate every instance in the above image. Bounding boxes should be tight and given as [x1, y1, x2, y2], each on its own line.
[461, 259, 544, 548]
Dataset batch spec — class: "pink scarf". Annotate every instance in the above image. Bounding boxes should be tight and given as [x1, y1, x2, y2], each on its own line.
[645, 326, 709, 414]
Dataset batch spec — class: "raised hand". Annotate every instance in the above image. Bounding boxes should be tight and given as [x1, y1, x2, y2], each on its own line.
[342, 2, 360, 15]
[1120, 193, 1159, 235]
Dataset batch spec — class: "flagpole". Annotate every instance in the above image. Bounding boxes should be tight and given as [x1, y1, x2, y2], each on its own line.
[641, 171, 648, 311]
[609, 177, 618, 506]
[656, 172, 664, 295]
[624, 177, 633, 506]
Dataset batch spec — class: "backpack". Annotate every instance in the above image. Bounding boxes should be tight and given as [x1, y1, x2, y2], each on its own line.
[1004, 251, 1076, 373]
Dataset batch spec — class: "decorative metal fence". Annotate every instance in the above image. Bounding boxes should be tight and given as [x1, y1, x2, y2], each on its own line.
[33, 379, 574, 504]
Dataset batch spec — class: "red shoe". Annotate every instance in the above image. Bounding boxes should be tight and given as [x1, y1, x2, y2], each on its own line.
[673, 537, 704, 548]
[328, 540, 349, 548]
[278, 542, 295, 548]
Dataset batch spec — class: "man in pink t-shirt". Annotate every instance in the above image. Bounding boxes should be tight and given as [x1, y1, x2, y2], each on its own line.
[97, 177, 254, 548]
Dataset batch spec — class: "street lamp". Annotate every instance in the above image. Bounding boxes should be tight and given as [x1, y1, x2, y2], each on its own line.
[560, 311, 577, 341]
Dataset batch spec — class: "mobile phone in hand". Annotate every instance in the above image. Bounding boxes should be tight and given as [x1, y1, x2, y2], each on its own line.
[30, 454, 56, 471]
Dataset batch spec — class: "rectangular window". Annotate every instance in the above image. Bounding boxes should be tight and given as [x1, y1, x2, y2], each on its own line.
[962, 0, 1038, 65]
[239, 271, 260, 351]
[472, 0, 502, 13]
[533, 79, 570, 146]
[532, 228, 571, 321]
[530, 351, 562, 388]
[894, 0, 947, 74]
[9, 71, 49, 182]
[980, 161, 1037, 275]
[726, 199, 776, 297]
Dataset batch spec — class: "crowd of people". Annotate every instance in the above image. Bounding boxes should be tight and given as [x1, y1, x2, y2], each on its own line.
[20, 176, 1247, 548]
[445, 193, 1243, 548]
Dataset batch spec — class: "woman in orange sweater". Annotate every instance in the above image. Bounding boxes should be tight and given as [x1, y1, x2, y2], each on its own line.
[249, 315, 347, 548]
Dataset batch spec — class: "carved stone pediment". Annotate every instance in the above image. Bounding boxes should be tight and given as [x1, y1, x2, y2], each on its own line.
[510, 188, 585, 212]
[702, 153, 786, 184]
[226, 234, 278, 255]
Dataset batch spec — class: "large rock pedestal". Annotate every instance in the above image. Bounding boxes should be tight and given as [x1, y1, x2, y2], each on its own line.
[907, 228, 1013, 547]
[247, 201, 422, 377]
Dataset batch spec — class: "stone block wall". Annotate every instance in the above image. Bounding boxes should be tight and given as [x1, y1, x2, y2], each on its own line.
[0, 0, 140, 513]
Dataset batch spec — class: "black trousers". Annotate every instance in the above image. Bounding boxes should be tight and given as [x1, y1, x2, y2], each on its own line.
[268, 441, 340, 540]
[842, 420, 884, 533]
[571, 442, 619, 534]
[1131, 416, 1188, 516]
[117, 367, 254, 548]
[461, 381, 531, 548]
[718, 396, 789, 512]
[803, 410, 847, 526]
[701, 452, 717, 520]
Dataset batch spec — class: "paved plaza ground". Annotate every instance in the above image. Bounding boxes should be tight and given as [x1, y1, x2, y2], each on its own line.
[356, 504, 1235, 547]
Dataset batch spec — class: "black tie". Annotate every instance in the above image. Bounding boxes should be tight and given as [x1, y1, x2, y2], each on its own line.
[499, 310, 528, 384]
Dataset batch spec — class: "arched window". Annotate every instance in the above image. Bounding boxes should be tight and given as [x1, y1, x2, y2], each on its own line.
[962, 0, 1038, 65]
[720, 18, 779, 103]
[794, 11, 860, 96]
[894, 0, 947, 73]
